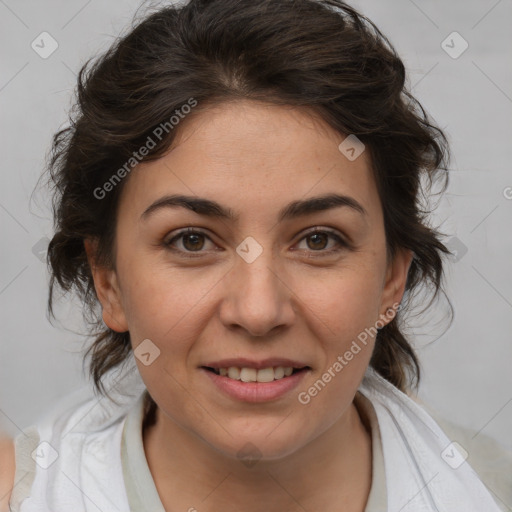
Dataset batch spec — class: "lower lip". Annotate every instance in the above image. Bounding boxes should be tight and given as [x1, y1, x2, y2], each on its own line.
[201, 368, 309, 403]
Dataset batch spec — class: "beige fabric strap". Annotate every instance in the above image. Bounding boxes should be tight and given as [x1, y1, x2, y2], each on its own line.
[354, 391, 388, 511]
[9, 427, 40, 512]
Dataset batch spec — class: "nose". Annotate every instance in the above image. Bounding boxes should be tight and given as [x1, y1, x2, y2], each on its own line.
[218, 248, 296, 338]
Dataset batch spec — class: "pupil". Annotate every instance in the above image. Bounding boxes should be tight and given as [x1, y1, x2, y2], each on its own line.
[184, 234, 204, 251]
[308, 233, 327, 250]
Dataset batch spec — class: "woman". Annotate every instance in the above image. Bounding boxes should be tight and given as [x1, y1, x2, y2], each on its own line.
[2, 0, 508, 510]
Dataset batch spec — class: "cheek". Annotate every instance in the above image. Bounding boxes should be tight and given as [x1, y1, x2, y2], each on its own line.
[300, 261, 385, 341]
[293, 270, 382, 425]
[117, 258, 225, 352]
[293, 257, 385, 401]
[334, 277, 383, 339]
[120, 265, 217, 418]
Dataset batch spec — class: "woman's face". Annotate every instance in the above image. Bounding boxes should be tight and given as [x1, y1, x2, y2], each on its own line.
[88, 100, 410, 460]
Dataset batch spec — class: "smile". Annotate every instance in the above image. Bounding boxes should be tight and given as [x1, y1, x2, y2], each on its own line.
[204, 366, 306, 382]
[201, 364, 311, 402]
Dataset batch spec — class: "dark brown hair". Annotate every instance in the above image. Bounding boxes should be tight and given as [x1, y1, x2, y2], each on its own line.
[44, 0, 450, 400]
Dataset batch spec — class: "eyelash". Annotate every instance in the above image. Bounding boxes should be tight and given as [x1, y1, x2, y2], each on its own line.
[163, 227, 349, 258]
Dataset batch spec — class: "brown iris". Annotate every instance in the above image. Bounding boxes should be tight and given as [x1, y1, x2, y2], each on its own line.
[182, 233, 205, 251]
[306, 232, 329, 250]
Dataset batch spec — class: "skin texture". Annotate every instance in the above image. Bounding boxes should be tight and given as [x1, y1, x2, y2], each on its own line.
[85, 100, 412, 511]
[0, 437, 15, 512]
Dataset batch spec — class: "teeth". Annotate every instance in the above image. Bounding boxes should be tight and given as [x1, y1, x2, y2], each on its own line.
[240, 368, 257, 382]
[227, 367, 241, 380]
[255, 367, 274, 383]
[213, 366, 300, 382]
[274, 367, 285, 379]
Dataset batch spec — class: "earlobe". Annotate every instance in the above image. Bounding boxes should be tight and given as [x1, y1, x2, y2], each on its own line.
[83, 238, 128, 333]
[380, 248, 413, 321]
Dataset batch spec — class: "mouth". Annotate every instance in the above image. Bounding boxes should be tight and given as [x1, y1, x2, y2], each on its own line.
[202, 365, 310, 382]
[201, 362, 311, 402]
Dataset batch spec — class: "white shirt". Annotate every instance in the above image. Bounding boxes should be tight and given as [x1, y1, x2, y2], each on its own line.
[9, 363, 510, 511]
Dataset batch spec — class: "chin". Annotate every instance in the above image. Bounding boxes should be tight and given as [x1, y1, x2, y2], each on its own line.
[201, 423, 310, 464]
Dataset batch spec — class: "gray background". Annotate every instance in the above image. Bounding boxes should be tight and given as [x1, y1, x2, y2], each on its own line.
[1, 0, 511, 457]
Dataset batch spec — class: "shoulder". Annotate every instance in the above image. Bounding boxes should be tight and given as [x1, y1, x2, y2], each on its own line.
[0, 436, 15, 512]
[415, 400, 512, 511]
[435, 412, 512, 462]
[5, 387, 144, 511]
[358, 372, 510, 510]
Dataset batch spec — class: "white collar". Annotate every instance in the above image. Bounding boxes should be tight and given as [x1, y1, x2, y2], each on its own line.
[358, 367, 502, 511]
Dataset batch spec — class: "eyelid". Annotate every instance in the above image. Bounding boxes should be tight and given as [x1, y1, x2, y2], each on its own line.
[165, 226, 210, 241]
[298, 226, 349, 244]
[293, 227, 350, 253]
[164, 227, 216, 251]
[164, 226, 350, 257]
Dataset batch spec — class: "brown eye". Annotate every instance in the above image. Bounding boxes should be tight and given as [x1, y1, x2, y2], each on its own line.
[306, 232, 329, 250]
[164, 228, 216, 255]
[295, 229, 348, 254]
[182, 233, 205, 251]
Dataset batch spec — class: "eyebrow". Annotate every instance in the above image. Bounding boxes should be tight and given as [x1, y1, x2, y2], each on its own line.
[140, 193, 367, 223]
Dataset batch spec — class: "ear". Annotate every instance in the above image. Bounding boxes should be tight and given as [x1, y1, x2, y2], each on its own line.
[378, 247, 413, 323]
[84, 238, 128, 333]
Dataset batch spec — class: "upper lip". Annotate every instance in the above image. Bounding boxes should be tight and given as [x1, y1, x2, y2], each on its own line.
[201, 358, 310, 370]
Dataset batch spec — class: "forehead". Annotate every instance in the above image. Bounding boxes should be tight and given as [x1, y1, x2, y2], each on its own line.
[118, 100, 380, 223]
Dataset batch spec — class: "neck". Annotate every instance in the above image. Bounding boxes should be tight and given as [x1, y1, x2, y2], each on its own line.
[143, 395, 372, 512]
